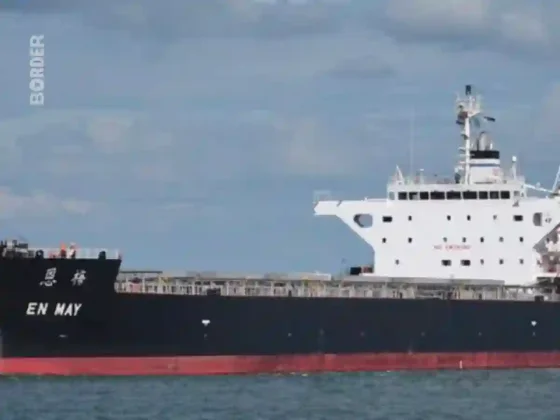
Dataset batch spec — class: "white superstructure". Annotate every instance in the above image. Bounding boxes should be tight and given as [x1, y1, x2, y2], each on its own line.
[314, 85, 560, 285]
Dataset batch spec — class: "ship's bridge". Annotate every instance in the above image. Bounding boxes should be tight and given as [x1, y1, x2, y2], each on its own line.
[387, 172, 527, 202]
[314, 84, 560, 286]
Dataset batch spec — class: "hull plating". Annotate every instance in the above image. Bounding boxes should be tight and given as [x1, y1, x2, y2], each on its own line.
[3, 352, 560, 376]
[3, 262, 560, 376]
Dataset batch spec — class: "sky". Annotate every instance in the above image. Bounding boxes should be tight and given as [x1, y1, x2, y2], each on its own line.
[0, 0, 559, 273]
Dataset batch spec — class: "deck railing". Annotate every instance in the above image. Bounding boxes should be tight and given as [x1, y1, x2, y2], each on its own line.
[114, 272, 559, 302]
[28, 247, 121, 260]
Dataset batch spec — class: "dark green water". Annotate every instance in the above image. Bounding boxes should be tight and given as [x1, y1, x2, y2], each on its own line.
[1, 370, 559, 419]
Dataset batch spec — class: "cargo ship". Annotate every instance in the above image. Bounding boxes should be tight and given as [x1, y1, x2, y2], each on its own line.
[2, 85, 560, 376]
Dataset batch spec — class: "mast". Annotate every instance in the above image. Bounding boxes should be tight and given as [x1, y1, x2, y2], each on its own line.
[455, 85, 494, 184]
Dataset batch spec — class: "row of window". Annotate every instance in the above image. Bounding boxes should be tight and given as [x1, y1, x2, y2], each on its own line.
[383, 214, 525, 223]
[442, 259, 524, 266]
[395, 190, 518, 201]
[381, 236, 524, 243]
[393, 259, 525, 266]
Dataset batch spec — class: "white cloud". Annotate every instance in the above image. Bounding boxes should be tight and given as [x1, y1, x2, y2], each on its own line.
[381, 0, 559, 59]
[4, 0, 560, 61]
[279, 117, 346, 175]
[385, 0, 490, 32]
[86, 115, 135, 154]
[0, 107, 380, 186]
[499, 11, 548, 46]
[534, 83, 560, 144]
[0, 188, 94, 219]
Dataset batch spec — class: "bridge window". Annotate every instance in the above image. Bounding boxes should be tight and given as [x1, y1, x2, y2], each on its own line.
[513, 215, 523, 222]
[430, 191, 445, 200]
[461, 259, 471, 266]
[500, 191, 511, 199]
[398, 192, 407, 200]
[479, 191, 489, 199]
[463, 191, 477, 199]
[410, 192, 418, 200]
[442, 259, 451, 266]
[353, 214, 373, 228]
[382, 216, 392, 223]
[489, 191, 499, 199]
[533, 212, 543, 226]
[446, 191, 461, 200]
[419, 192, 429, 200]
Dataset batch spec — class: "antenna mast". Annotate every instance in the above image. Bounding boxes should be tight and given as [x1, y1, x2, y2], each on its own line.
[455, 85, 489, 184]
[409, 107, 415, 176]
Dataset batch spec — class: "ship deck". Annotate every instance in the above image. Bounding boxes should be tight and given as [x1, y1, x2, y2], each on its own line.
[115, 270, 560, 302]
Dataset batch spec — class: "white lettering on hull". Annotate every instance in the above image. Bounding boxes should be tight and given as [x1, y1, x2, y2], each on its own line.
[26, 302, 82, 316]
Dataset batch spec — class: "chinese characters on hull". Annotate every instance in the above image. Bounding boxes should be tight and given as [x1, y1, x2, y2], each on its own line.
[38, 268, 87, 288]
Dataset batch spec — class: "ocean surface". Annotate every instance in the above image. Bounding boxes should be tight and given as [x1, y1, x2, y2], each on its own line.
[1, 370, 560, 419]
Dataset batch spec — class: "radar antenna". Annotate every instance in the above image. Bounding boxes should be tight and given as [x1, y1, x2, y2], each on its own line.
[455, 85, 495, 184]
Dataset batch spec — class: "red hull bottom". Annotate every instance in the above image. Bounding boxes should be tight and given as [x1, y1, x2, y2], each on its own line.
[2, 352, 560, 375]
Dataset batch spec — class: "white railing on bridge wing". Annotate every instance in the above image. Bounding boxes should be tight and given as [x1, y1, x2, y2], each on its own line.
[313, 189, 389, 206]
[30, 247, 121, 260]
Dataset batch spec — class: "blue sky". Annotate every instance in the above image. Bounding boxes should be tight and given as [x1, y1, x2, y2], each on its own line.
[0, 0, 559, 273]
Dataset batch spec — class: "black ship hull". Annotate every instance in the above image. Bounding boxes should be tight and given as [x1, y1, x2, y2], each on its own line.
[3, 270, 560, 374]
